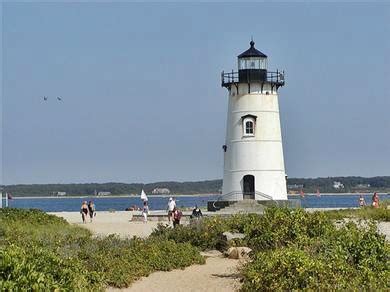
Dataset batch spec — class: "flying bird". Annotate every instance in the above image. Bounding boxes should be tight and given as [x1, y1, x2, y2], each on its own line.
[57, 96, 62, 101]
[43, 96, 48, 101]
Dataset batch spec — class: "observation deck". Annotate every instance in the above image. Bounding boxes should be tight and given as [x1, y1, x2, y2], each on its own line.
[221, 70, 285, 89]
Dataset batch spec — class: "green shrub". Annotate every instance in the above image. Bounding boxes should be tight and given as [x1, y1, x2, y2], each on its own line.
[151, 208, 335, 252]
[241, 218, 390, 291]
[241, 247, 358, 291]
[323, 203, 390, 221]
[0, 209, 204, 290]
[150, 207, 389, 290]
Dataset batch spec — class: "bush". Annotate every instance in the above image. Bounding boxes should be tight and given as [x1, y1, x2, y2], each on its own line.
[151, 208, 335, 252]
[150, 207, 389, 291]
[0, 209, 204, 290]
[241, 222, 390, 291]
[323, 203, 390, 221]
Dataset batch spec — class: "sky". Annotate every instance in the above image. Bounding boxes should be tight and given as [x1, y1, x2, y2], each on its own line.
[1, 2, 390, 185]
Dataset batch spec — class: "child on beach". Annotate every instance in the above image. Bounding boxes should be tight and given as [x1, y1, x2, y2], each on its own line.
[359, 195, 366, 207]
[172, 207, 183, 228]
[142, 201, 149, 223]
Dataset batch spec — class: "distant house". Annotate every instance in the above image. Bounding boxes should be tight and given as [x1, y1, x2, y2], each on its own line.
[151, 188, 171, 195]
[97, 192, 111, 196]
[333, 181, 344, 190]
[287, 184, 304, 190]
[56, 192, 66, 196]
[355, 184, 370, 189]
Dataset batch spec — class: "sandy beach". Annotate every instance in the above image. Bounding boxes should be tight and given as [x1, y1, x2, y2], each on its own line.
[49, 211, 161, 238]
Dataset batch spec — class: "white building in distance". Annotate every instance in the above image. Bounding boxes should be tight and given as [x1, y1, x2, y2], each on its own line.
[152, 188, 171, 195]
[333, 181, 344, 190]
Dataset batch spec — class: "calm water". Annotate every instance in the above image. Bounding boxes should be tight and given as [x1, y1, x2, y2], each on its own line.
[1, 194, 389, 212]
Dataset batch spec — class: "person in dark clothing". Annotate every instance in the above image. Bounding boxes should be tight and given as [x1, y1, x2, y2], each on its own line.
[80, 201, 89, 223]
[191, 205, 203, 220]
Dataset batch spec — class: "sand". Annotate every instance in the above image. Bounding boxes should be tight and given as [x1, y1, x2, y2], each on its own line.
[49, 211, 160, 238]
[108, 256, 242, 292]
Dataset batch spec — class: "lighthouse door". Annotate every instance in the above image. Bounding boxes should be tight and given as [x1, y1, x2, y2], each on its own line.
[243, 175, 255, 199]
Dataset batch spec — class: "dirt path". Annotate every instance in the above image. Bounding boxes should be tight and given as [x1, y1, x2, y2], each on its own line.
[108, 254, 242, 292]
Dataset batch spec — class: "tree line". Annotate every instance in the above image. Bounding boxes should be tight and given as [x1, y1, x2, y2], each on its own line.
[1, 176, 389, 197]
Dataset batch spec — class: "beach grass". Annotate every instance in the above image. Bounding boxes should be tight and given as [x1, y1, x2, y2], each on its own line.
[0, 208, 204, 290]
[151, 207, 390, 291]
[322, 200, 390, 221]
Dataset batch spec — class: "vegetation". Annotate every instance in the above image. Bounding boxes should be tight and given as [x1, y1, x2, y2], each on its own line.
[0, 208, 204, 290]
[151, 207, 390, 291]
[3, 176, 390, 196]
[1, 207, 389, 290]
[288, 176, 390, 193]
[323, 200, 390, 221]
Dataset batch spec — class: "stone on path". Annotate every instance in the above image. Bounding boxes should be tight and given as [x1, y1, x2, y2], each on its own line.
[222, 231, 246, 241]
[226, 247, 252, 260]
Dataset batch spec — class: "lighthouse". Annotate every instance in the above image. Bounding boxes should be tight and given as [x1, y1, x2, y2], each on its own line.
[221, 41, 287, 201]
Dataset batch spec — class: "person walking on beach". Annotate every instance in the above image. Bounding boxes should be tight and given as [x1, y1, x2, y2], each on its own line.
[359, 195, 366, 207]
[142, 201, 149, 223]
[372, 192, 379, 208]
[167, 197, 176, 222]
[172, 207, 182, 228]
[88, 200, 96, 222]
[80, 201, 89, 224]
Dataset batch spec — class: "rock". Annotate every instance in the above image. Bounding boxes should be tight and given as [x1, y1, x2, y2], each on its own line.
[222, 231, 246, 241]
[226, 247, 252, 259]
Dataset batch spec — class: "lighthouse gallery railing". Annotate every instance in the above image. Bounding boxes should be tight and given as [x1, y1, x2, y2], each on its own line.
[221, 70, 285, 87]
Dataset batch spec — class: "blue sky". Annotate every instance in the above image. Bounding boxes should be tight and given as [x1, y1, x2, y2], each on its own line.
[2, 2, 390, 184]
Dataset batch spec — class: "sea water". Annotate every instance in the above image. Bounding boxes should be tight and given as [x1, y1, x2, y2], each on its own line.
[2, 193, 389, 212]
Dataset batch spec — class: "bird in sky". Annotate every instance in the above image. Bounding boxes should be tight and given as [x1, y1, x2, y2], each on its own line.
[43, 96, 48, 101]
[57, 96, 62, 101]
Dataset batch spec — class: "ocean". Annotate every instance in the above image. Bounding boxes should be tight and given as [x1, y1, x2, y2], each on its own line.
[2, 193, 389, 212]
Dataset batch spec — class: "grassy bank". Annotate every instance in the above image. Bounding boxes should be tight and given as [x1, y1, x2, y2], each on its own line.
[151, 207, 390, 290]
[0, 208, 204, 290]
[1, 207, 389, 290]
[323, 200, 390, 221]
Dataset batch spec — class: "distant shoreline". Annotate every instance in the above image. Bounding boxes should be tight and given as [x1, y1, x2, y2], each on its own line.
[10, 193, 389, 199]
[10, 193, 219, 199]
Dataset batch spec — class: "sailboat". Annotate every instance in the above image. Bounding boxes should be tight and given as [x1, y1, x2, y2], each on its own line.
[316, 188, 321, 197]
[140, 189, 148, 202]
[300, 189, 305, 198]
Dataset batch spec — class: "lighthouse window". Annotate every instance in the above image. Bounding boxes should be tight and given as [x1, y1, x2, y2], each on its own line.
[245, 121, 254, 134]
[241, 115, 257, 137]
[239, 59, 246, 70]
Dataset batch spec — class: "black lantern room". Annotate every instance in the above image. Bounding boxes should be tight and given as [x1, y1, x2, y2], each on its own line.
[238, 40, 268, 83]
[221, 40, 285, 90]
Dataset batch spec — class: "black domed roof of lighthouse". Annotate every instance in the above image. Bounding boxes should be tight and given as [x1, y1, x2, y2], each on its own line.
[238, 40, 267, 58]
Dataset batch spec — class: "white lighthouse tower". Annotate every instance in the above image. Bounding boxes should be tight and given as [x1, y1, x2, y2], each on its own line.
[221, 41, 287, 201]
